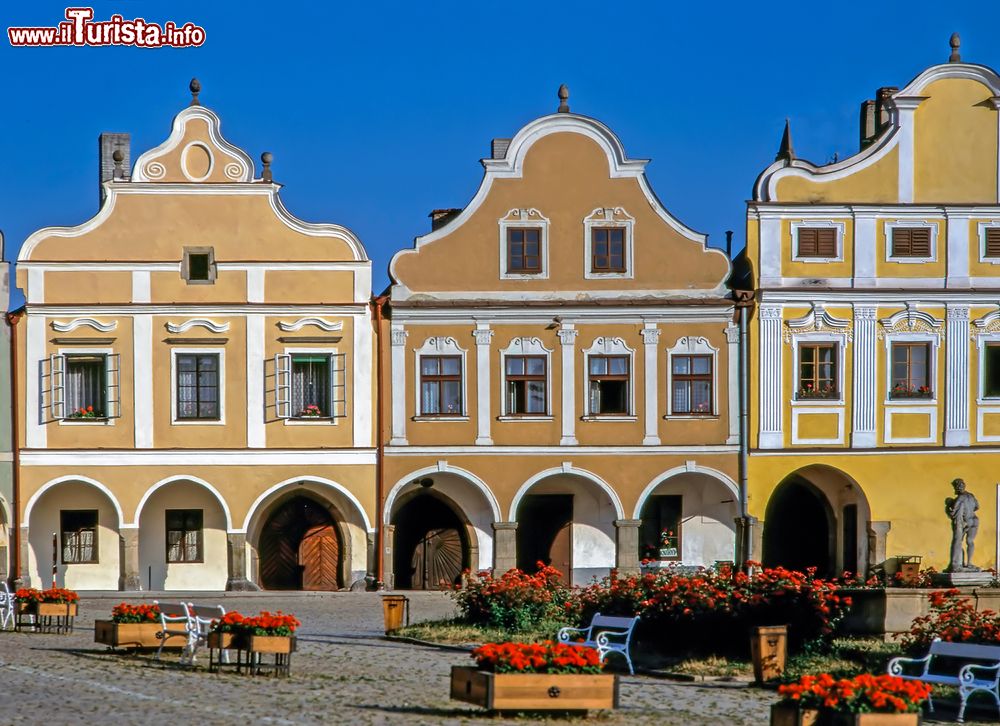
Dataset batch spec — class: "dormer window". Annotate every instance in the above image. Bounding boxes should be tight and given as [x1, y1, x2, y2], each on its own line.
[583, 207, 634, 279]
[499, 209, 549, 279]
[591, 228, 626, 273]
[182, 246, 216, 284]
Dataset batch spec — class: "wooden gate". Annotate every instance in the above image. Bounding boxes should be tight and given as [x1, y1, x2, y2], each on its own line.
[259, 497, 341, 590]
[410, 527, 463, 589]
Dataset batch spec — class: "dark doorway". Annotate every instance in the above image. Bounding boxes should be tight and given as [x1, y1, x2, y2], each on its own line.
[392, 493, 468, 590]
[762, 478, 834, 577]
[842, 504, 858, 576]
[259, 496, 341, 590]
[638, 494, 683, 562]
[516, 494, 573, 583]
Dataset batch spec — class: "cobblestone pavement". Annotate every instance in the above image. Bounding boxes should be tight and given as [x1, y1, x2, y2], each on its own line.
[0, 592, 777, 725]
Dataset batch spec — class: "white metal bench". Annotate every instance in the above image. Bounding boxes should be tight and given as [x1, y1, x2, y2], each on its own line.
[889, 638, 1000, 722]
[154, 601, 228, 665]
[0, 582, 14, 631]
[557, 612, 639, 674]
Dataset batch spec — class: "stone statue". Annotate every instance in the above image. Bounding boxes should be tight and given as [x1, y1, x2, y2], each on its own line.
[946, 478, 980, 572]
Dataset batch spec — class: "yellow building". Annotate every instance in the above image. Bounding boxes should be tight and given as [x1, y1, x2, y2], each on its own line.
[14, 81, 376, 591]
[745, 37, 1000, 575]
[379, 87, 740, 588]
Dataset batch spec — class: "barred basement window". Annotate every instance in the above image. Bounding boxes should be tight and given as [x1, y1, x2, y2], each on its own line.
[61, 510, 98, 564]
[166, 509, 203, 563]
[890, 227, 931, 258]
[796, 227, 837, 258]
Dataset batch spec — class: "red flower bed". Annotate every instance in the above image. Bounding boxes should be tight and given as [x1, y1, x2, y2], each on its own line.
[779, 673, 931, 713]
[454, 564, 572, 631]
[903, 589, 1000, 652]
[212, 610, 300, 637]
[571, 562, 851, 654]
[15, 587, 79, 604]
[111, 602, 160, 624]
[472, 641, 604, 674]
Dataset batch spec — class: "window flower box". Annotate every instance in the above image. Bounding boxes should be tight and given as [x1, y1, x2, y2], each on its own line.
[889, 385, 932, 400]
[797, 386, 839, 400]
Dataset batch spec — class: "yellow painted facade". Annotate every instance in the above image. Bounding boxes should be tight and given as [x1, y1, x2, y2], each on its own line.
[745, 50, 1000, 575]
[14, 87, 376, 591]
[381, 96, 740, 587]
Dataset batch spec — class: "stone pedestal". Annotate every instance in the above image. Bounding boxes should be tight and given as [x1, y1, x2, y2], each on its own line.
[119, 528, 142, 591]
[933, 571, 993, 588]
[613, 519, 641, 574]
[226, 532, 260, 591]
[491, 522, 517, 574]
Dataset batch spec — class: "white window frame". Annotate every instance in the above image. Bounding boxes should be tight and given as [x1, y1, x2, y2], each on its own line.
[170, 348, 226, 425]
[582, 336, 636, 420]
[55, 347, 118, 426]
[414, 336, 469, 421]
[583, 207, 635, 280]
[665, 336, 719, 419]
[789, 333, 846, 406]
[498, 337, 553, 420]
[884, 332, 939, 405]
[790, 220, 845, 263]
[276, 347, 346, 425]
[976, 334, 1000, 441]
[977, 221, 1000, 265]
[884, 219, 938, 264]
[499, 208, 549, 280]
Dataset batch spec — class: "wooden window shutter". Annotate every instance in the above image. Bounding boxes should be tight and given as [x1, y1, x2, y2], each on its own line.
[891, 228, 911, 257]
[892, 227, 931, 258]
[797, 228, 818, 256]
[986, 228, 1000, 258]
[816, 228, 836, 256]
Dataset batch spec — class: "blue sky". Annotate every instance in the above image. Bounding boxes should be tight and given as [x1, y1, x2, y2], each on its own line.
[0, 1, 994, 298]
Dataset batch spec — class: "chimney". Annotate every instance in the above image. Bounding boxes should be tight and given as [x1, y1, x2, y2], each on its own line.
[98, 132, 130, 206]
[859, 99, 876, 150]
[429, 208, 462, 231]
[874, 87, 898, 135]
[491, 139, 511, 160]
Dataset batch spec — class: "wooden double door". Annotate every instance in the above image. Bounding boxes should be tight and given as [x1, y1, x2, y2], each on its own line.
[516, 494, 572, 584]
[392, 493, 468, 590]
[259, 496, 342, 591]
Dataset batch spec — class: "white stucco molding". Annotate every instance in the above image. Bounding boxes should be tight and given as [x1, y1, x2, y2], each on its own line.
[631, 464, 740, 519]
[383, 463, 502, 525]
[51, 318, 118, 333]
[507, 465, 625, 522]
[24, 475, 126, 529]
[165, 318, 230, 334]
[240, 476, 374, 534]
[133, 475, 234, 531]
[276, 317, 344, 333]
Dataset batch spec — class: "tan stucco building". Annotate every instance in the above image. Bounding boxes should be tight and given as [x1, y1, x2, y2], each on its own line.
[379, 88, 741, 588]
[15, 82, 376, 591]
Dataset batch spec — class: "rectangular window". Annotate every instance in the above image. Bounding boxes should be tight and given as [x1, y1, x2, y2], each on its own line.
[797, 344, 838, 399]
[671, 355, 713, 414]
[420, 355, 463, 415]
[890, 227, 931, 258]
[166, 509, 203, 563]
[61, 510, 98, 564]
[890, 342, 932, 398]
[176, 353, 220, 420]
[796, 227, 837, 258]
[986, 344, 1000, 398]
[66, 354, 107, 418]
[639, 495, 682, 561]
[182, 246, 216, 283]
[588, 355, 630, 415]
[986, 228, 1000, 259]
[507, 228, 541, 273]
[591, 227, 626, 272]
[505, 356, 547, 415]
[291, 355, 331, 418]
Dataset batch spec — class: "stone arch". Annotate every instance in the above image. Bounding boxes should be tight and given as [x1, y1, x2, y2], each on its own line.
[134, 474, 234, 530]
[508, 466, 624, 522]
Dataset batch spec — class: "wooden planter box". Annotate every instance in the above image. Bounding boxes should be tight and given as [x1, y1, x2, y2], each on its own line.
[246, 635, 295, 654]
[771, 702, 822, 726]
[830, 715, 920, 726]
[94, 620, 185, 650]
[19, 601, 78, 617]
[207, 631, 240, 650]
[450, 666, 618, 711]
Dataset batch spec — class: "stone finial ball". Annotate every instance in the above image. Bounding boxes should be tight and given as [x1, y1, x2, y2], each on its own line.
[558, 84, 569, 100]
[190, 78, 201, 94]
[261, 151, 273, 165]
[950, 32, 961, 48]
[112, 149, 124, 163]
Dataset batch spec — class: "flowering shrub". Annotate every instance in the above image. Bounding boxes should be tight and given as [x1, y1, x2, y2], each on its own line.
[902, 589, 1000, 652]
[890, 384, 932, 399]
[471, 641, 603, 674]
[111, 602, 161, 623]
[570, 563, 851, 654]
[779, 673, 931, 713]
[212, 610, 300, 637]
[797, 384, 838, 400]
[453, 565, 573, 631]
[15, 587, 79, 604]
